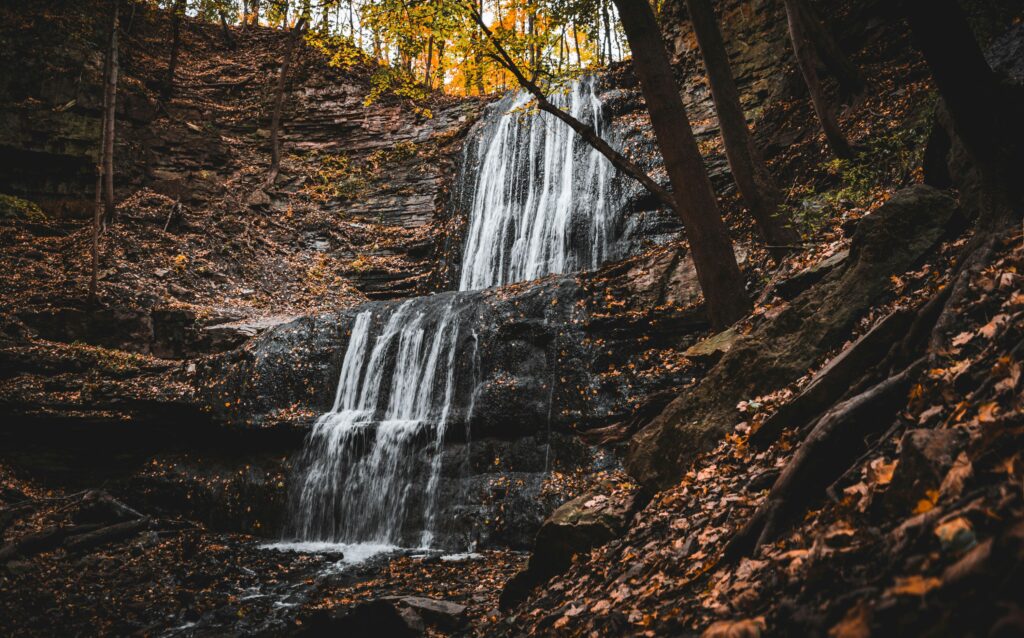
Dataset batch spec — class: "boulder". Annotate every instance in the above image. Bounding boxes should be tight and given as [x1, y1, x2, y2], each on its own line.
[500, 485, 639, 610]
[628, 185, 958, 488]
[297, 599, 423, 638]
[684, 326, 741, 363]
[390, 596, 467, 631]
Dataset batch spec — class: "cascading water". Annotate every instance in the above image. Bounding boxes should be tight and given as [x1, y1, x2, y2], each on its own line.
[282, 77, 623, 558]
[459, 75, 621, 291]
[284, 297, 463, 552]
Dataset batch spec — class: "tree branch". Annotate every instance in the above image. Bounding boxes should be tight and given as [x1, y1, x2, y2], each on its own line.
[468, 5, 677, 213]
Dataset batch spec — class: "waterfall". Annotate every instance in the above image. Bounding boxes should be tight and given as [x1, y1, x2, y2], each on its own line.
[286, 298, 462, 549]
[458, 76, 621, 291]
[282, 77, 622, 557]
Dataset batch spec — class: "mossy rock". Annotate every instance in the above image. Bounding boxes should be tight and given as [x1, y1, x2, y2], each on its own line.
[0, 193, 47, 222]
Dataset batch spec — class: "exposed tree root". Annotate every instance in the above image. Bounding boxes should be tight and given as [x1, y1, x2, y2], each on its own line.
[728, 358, 926, 558]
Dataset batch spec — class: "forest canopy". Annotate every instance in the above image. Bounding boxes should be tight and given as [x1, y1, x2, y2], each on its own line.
[176, 0, 629, 95]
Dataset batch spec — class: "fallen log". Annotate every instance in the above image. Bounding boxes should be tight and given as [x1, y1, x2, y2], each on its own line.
[71, 490, 144, 524]
[64, 517, 151, 554]
[728, 358, 925, 558]
[0, 523, 103, 563]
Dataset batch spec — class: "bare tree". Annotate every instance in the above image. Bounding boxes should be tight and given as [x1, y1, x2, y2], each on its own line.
[903, 0, 1024, 219]
[102, 0, 120, 223]
[162, 0, 186, 100]
[266, 16, 307, 186]
[782, 0, 854, 159]
[789, 0, 863, 100]
[90, 1, 119, 303]
[684, 0, 800, 252]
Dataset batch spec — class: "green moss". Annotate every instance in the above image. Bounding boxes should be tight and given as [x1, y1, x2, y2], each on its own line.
[788, 95, 938, 236]
[0, 193, 46, 222]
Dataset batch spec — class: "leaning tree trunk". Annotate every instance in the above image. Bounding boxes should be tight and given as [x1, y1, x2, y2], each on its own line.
[684, 0, 800, 251]
[163, 0, 185, 100]
[613, 0, 751, 328]
[266, 17, 306, 187]
[782, 0, 854, 159]
[790, 0, 863, 100]
[903, 0, 1024, 218]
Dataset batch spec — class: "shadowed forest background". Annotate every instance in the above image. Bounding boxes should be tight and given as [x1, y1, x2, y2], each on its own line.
[0, 0, 1022, 635]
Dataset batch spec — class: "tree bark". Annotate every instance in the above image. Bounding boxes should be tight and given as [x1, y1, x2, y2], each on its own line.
[612, 0, 751, 328]
[781, 0, 853, 159]
[90, 1, 118, 303]
[163, 0, 186, 100]
[684, 0, 800, 251]
[266, 17, 306, 187]
[102, 0, 119, 223]
[903, 0, 1024, 216]
[790, 0, 863, 99]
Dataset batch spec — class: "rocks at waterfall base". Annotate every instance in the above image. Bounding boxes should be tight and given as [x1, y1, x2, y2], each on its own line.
[298, 596, 468, 637]
[500, 480, 641, 610]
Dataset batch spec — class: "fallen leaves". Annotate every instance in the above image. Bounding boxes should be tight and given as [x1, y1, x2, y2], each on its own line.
[887, 575, 943, 598]
[701, 617, 766, 638]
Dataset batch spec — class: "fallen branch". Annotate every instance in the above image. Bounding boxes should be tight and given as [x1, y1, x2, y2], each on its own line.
[0, 523, 103, 563]
[64, 517, 151, 554]
[468, 5, 677, 213]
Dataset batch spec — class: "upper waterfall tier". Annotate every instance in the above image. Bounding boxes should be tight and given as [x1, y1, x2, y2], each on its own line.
[457, 76, 623, 292]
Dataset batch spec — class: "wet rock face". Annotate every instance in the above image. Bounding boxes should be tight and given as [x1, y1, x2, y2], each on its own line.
[197, 244, 707, 438]
[194, 245, 706, 548]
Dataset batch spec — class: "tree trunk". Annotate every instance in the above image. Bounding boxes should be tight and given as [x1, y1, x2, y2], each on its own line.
[219, 11, 236, 49]
[266, 17, 306, 187]
[601, 0, 612, 64]
[572, 22, 582, 66]
[612, 0, 751, 328]
[251, 0, 260, 26]
[424, 35, 434, 87]
[90, 2, 118, 305]
[163, 0, 185, 100]
[436, 40, 446, 91]
[903, 0, 1024, 217]
[684, 0, 800, 251]
[790, 0, 863, 99]
[781, 0, 854, 159]
[102, 1, 119, 224]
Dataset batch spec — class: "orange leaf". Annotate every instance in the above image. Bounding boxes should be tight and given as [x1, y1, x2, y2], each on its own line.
[978, 402, 999, 423]
[886, 575, 942, 596]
